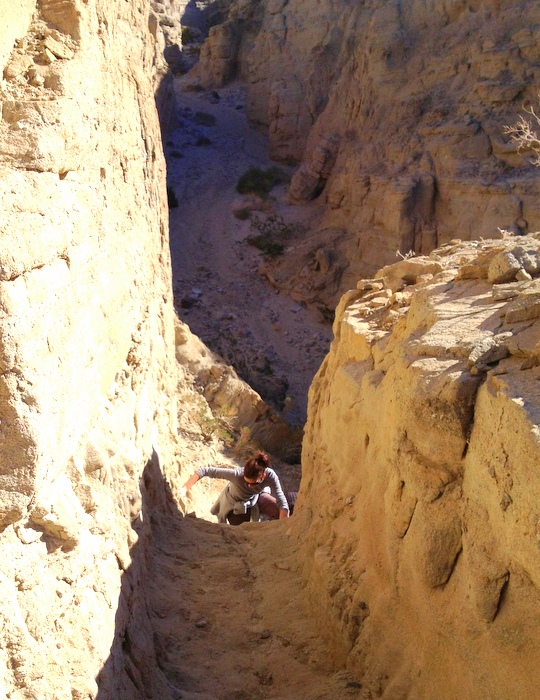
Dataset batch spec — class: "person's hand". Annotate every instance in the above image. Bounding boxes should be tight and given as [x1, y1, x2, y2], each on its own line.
[179, 486, 188, 500]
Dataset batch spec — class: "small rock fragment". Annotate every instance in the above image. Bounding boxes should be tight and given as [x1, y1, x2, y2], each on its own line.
[516, 268, 533, 282]
[492, 282, 528, 301]
[43, 36, 74, 60]
[42, 47, 57, 64]
[468, 334, 511, 369]
[3, 54, 33, 80]
[504, 294, 540, 323]
[500, 492, 512, 511]
[488, 251, 522, 284]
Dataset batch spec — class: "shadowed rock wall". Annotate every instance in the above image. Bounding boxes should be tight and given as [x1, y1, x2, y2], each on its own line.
[296, 234, 540, 698]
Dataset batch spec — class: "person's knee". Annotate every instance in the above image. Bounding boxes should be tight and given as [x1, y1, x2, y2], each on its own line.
[258, 493, 280, 520]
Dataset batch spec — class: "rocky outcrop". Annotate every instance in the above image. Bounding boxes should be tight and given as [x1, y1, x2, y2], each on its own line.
[191, 0, 540, 302]
[175, 318, 302, 461]
[0, 1, 184, 697]
[296, 232, 540, 698]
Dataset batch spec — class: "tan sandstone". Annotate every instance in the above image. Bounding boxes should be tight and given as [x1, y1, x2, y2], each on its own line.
[0, 1, 185, 697]
[295, 233, 540, 698]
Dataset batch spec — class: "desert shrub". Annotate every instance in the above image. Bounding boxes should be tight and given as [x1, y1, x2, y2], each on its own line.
[181, 26, 197, 44]
[233, 207, 251, 220]
[317, 304, 335, 324]
[236, 166, 288, 199]
[196, 405, 234, 445]
[245, 214, 306, 259]
[505, 104, 540, 163]
[251, 213, 303, 240]
[246, 235, 284, 258]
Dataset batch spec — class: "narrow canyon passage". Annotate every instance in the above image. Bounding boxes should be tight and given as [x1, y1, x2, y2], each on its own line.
[157, 78, 350, 698]
[166, 78, 333, 425]
[148, 497, 363, 700]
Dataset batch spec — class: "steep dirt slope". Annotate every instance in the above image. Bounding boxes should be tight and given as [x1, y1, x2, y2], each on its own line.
[148, 508, 365, 700]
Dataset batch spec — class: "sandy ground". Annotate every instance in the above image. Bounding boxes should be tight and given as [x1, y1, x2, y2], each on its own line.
[149, 506, 364, 700]
[166, 79, 333, 426]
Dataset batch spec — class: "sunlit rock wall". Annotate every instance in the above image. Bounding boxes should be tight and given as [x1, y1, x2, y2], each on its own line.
[192, 0, 540, 305]
[0, 1, 180, 697]
[296, 234, 540, 698]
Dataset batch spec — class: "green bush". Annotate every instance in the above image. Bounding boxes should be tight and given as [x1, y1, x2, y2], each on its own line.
[244, 214, 306, 259]
[233, 208, 251, 220]
[246, 235, 284, 258]
[181, 26, 198, 44]
[236, 167, 287, 199]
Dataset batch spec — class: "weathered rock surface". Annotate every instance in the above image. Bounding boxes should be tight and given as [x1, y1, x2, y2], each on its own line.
[175, 318, 302, 462]
[191, 0, 540, 305]
[296, 233, 540, 698]
[0, 1, 185, 698]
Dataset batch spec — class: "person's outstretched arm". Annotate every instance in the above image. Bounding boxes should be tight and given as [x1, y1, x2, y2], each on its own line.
[179, 472, 200, 499]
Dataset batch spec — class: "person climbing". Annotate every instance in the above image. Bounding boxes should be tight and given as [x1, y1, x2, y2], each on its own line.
[179, 451, 290, 525]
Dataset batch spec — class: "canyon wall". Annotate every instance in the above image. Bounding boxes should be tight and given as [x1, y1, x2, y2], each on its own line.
[3, 0, 540, 698]
[192, 0, 540, 307]
[296, 234, 540, 698]
[0, 1, 182, 697]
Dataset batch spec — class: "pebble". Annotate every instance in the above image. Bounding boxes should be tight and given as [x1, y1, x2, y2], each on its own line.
[195, 618, 208, 628]
[260, 629, 272, 639]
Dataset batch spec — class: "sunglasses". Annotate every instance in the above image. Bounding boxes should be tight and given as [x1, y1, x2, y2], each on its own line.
[244, 473, 266, 486]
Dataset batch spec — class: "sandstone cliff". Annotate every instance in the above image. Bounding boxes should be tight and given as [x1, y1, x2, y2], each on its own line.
[191, 0, 540, 308]
[296, 233, 540, 698]
[0, 1, 181, 697]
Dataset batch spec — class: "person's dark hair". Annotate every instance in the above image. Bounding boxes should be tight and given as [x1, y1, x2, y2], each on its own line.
[244, 451, 269, 479]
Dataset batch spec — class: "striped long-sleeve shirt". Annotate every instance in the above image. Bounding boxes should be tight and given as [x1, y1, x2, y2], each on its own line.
[195, 466, 289, 512]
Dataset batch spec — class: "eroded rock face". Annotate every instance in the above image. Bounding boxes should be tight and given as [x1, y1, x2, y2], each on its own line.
[175, 318, 302, 462]
[191, 0, 540, 298]
[0, 1, 182, 697]
[296, 233, 540, 698]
